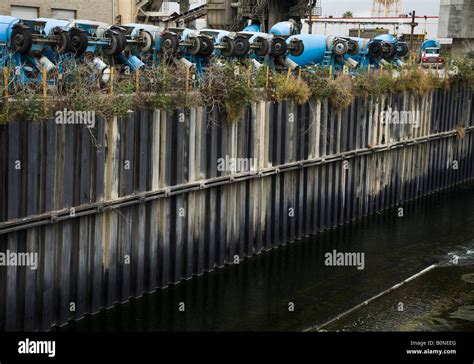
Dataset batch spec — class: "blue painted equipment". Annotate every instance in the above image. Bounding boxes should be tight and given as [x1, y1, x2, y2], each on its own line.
[124, 25, 215, 75]
[371, 34, 409, 67]
[110, 24, 156, 73]
[341, 35, 408, 70]
[0, 16, 19, 46]
[199, 29, 251, 58]
[421, 39, 440, 51]
[179, 28, 215, 73]
[238, 31, 283, 70]
[342, 37, 379, 69]
[372, 34, 397, 62]
[0, 16, 45, 55]
[238, 31, 272, 58]
[237, 28, 304, 71]
[66, 20, 126, 57]
[269, 20, 302, 37]
[0, 16, 63, 85]
[61, 20, 130, 82]
[242, 24, 261, 33]
[286, 34, 326, 66]
[238, 31, 282, 63]
[123, 23, 161, 65]
[115, 53, 145, 73]
[286, 34, 352, 70]
[396, 41, 409, 58]
[37, 18, 89, 56]
[155, 27, 215, 74]
[32, 18, 89, 78]
[163, 27, 214, 58]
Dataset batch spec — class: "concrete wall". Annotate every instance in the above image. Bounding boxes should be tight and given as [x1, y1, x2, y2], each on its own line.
[206, 0, 234, 29]
[117, 0, 136, 24]
[0, 0, 114, 23]
[438, 0, 474, 39]
[349, 28, 388, 39]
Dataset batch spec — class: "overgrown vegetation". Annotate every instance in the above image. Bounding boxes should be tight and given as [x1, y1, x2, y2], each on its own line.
[450, 57, 474, 89]
[1, 56, 473, 124]
[352, 65, 451, 99]
[199, 62, 257, 123]
[272, 73, 311, 105]
[305, 71, 354, 110]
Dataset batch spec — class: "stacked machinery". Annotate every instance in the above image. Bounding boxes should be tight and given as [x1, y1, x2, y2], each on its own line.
[0, 14, 413, 91]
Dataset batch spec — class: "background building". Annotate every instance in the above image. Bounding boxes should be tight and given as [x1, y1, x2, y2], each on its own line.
[0, 0, 114, 23]
[438, 0, 474, 54]
[438, 0, 474, 39]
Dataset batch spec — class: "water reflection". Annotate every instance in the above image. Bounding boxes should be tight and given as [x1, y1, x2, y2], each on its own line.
[64, 182, 474, 332]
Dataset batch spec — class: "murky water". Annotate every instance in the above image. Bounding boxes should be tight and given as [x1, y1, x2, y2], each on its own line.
[323, 265, 474, 332]
[64, 182, 474, 332]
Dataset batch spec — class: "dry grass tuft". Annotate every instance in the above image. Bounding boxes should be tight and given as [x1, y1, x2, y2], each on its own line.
[273, 74, 311, 105]
[455, 125, 466, 139]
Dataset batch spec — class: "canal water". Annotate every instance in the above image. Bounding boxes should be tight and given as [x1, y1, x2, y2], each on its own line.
[64, 182, 474, 332]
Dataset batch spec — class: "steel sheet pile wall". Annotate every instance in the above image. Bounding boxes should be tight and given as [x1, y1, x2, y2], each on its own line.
[0, 88, 473, 331]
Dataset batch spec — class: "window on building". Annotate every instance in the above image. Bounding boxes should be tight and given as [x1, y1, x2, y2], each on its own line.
[51, 8, 77, 20]
[11, 5, 39, 19]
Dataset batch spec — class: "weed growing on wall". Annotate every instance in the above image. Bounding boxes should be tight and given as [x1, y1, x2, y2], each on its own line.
[198, 62, 257, 123]
[1, 57, 472, 123]
[273, 73, 311, 105]
[305, 71, 353, 110]
[450, 57, 474, 90]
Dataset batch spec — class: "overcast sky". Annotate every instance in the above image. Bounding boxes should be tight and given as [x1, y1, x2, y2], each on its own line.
[320, 0, 441, 17]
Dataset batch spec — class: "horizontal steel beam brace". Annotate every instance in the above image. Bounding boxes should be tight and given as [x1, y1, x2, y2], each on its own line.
[1, 127, 472, 235]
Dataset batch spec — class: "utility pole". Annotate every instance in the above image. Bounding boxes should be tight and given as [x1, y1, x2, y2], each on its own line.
[409, 10, 418, 52]
[308, 1, 313, 34]
[307, 0, 321, 35]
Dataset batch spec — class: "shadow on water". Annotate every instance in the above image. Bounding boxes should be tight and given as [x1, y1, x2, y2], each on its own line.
[64, 182, 474, 332]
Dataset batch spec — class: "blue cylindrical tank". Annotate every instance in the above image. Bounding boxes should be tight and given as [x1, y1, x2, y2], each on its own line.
[373, 34, 397, 43]
[127, 55, 145, 70]
[0, 15, 19, 44]
[200, 28, 246, 58]
[182, 28, 198, 40]
[200, 29, 230, 44]
[36, 18, 69, 35]
[124, 23, 163, 59]
[68, 19, 110, 38]
[181, 28, 205, 56]
[242, 24, 260, 33]
[286, 34, 328, 66]
[344, 37, 370, 65]
[269, 21, 295, 37]
[125, 23, 162, 41]
[372, 34, 400, 60]
[239, 31, 271, 44]
[421, 39, 440, 50]
[349, 37, 369, 53]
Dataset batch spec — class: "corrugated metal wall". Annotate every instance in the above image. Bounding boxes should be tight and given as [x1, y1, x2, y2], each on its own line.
[0, 87, 473, 331]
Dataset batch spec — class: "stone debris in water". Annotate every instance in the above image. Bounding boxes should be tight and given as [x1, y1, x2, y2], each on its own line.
[460, 273, 474, 283]
[448, 306, 474, 322]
